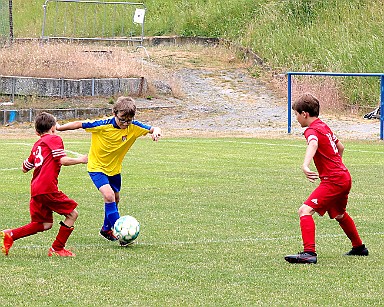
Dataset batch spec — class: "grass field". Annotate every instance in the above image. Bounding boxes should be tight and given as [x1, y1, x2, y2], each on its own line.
[0, 136, 383, 306]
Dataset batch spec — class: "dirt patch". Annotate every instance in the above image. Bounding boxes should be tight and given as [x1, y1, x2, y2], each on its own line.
[135, 68, 380, 140]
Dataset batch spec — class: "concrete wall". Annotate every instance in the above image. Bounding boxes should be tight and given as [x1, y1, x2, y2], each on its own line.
[0, 76, 147, 97]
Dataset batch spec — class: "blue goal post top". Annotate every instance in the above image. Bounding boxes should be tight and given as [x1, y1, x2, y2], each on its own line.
[286, 71, 384, 77]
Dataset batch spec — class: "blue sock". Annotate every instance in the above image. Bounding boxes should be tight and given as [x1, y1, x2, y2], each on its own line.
[103, 202, 120, 230]
[102, 211, 111, 231]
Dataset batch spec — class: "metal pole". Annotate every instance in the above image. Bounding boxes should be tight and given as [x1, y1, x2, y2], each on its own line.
[41, 4, 47, 39]
[11, 77, 15, 103]
[287, 73, 292, 134]
[380, 75, 384, 140]
[141, 8, 146, 46]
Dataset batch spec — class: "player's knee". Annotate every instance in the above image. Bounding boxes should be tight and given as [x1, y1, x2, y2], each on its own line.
[99, 185, 116, 203]
[298, 204, 313, 216]
[43, 222, 53, 231]
[69, 209, 79, 221]
[334, 213, 344, 221]
[103, 192, 115, 203]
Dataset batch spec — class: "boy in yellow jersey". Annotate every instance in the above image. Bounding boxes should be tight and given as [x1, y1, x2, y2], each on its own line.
[56, 96, 161, 246]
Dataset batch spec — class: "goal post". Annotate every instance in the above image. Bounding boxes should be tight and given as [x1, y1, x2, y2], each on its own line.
[286, 72, 384, 140]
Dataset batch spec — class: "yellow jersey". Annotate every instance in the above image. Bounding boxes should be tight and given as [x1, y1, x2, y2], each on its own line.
[82, 117, 150, 176]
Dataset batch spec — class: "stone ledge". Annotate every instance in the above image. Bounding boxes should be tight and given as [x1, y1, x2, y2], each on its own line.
[0, 76, 147, 98]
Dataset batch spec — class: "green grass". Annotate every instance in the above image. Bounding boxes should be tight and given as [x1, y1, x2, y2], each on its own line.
[0, 136, 383, 306]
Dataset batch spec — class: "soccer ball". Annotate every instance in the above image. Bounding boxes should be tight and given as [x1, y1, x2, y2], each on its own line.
[113, 215, 140, 245]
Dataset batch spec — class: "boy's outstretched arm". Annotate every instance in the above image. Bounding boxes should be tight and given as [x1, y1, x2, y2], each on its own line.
[302, 140, 319, 183]
[150, 126, 162, 142]
[60, 155, 88, 166]
[56, 121, 83, 131]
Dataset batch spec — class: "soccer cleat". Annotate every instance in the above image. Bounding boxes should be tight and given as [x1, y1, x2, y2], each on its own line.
[48, 247, 76, 257]
[345, 244, 369, 256]
[284, 252, 317, 264]
[99, 228, 118, 241]
[1, 229, 14, 256]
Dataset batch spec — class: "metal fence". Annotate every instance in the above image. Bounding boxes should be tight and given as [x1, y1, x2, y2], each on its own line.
[0, 74, 148, 109]
[0, 75, 148, 125]
[41, 0, 146, 45]
[0, 0, 13, 44]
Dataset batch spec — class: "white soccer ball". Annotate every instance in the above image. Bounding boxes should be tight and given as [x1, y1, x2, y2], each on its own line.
[113, 215, 140, 245]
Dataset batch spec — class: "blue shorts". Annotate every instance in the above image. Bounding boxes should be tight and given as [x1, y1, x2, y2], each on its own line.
[88, 172, 121, 192]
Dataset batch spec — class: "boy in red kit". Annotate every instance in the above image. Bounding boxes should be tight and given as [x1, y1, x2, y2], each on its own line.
[285, 93, 368, 264]
[0, 112, 87, 257]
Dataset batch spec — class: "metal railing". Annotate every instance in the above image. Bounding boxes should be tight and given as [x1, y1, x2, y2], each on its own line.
[41, 0, 146, 45]
[0, 0, 13, 44]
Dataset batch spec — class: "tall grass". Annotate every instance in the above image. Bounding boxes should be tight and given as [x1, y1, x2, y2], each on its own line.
[8, 0, 384, 107]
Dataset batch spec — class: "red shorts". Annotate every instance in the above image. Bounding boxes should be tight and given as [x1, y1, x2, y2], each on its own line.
[30, 192, 78, 223]
[304, 171, 352, 219]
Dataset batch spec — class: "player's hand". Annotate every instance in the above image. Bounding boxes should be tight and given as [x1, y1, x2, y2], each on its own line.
[302, 166, 319, 183]
[80, 154, 88, 164]
[151, 127, 161, 142]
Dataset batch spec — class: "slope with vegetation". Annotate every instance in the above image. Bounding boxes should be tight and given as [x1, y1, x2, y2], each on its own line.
[8, 0, 384, 108]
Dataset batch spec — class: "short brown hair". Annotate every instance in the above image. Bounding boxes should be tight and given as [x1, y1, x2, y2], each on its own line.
[35, 112, 56, 135]
[292, 93, 320, 117]
[112, 96, 136, 118]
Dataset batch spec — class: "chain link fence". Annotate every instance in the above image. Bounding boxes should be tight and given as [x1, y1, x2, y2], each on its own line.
[0, 0, 12, 45]
[41, 0, 146, 45]
[0, 0, 152, 124]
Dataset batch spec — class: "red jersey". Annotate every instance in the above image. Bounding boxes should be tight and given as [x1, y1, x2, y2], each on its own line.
[304, 118, 348, 179]
[23, 134, 67, 197]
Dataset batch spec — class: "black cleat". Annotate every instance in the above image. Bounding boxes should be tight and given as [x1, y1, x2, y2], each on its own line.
[345, 244, 369, 256]
[99, 229, 118, 241]
[285, 252, 317, 264]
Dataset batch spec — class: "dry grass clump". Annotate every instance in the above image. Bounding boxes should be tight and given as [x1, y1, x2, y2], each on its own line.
[147, 43, 250, 70]
[0, 40, 247, 78]
[0, 41, 186, 103]
[270, 74, 349, 116]
[0, 41, 250, 108]
[290, 76, 347, 114]
[0, 41, 147, 79]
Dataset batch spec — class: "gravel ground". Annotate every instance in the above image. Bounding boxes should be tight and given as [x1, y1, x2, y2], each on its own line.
[0, 66, 381, 141]
[139, 67, 382, 140]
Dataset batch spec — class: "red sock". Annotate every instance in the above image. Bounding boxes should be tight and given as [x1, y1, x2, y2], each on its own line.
[51, 224, 74, 251]
[338, 212, 363, 248]
[300, 215, 316, 253]
[10, 222, 45, 241]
